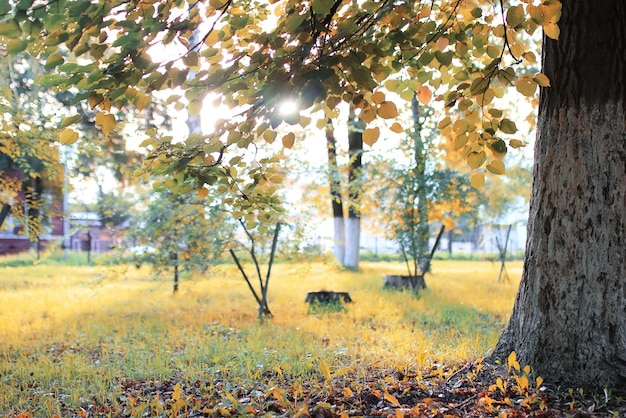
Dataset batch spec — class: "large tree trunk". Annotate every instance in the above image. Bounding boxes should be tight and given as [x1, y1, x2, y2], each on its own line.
[325, 120, 345, 263]
[490, 1, 626, 387]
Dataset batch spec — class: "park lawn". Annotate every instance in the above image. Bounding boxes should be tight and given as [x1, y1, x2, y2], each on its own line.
[0, 257, 523, 416]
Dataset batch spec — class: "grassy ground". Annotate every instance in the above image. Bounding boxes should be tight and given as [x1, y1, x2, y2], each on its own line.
[0, 254, 525, 416]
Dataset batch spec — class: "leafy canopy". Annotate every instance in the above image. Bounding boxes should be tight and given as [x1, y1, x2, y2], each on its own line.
[0, 0, 560, 211]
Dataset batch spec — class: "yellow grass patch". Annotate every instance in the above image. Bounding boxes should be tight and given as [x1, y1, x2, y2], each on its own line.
[0, 258, 521, 415]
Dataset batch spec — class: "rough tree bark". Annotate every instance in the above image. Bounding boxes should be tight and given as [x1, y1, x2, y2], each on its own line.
[490, 0, 626, 387]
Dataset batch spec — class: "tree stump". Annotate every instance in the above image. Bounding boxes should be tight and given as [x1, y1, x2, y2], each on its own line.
[305, 291, 353, 313]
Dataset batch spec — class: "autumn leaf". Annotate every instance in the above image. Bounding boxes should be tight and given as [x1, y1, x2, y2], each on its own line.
[363, 127, 380, 146]
[389, 122, 404, 133]
[544, 21, 560, 40]
[282, 132, 295, 148]
[487, 160, 506, 175]
[371, 91, 385, 104]
[417, 85, 432, 105]
[319, 360, 332, 382]
[59, 128, 79, 145]
[263, 130, 277, 144]
[470, 173, 485, 188]
[533, 73, 551, 87]
[467, 151, 486, 169]
[360, 107, 377, 123]
[95, 112, 116, 136]
[515, 76, 537, 97]
[383, 392, 401, 407]
[198, 187, 209, 198]
[377, 101, 399, 119]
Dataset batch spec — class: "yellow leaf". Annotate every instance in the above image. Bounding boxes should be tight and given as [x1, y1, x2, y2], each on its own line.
[319, 360, 332, 381]
[515, 77, 537, 97]
[536, 376, 544, 388]
[134, 92, 152, 111]
[442, 217, 456, 230]
[467, 151, 486, 169]
[209, 0, 228, 8]
[507, 351, 520, 372]
[486, 159, 506, 175]
[371, 91, 385, 104]
[543, 21, 560, 40]
[377, 101, 399, 119]
[509, 139, 526, 148]
[282, 132, 295, 148]
[263, 130, 277, 144]
[189, 101, 203, 116]
[470, 173, 485, 188]
[299, 115, 311, 127]
[172, 382, 182, 401]
[417, 85, 432, 105]
[533, 73, 551, 87]
[389, 122, 404, 133]
[523, 52, 537, 64]
[383, 392, 401, 407]
[198, 187, 209, 198]
[343, 387, 353, 397]
[95, 113, 116, 136]
[362, 127, 380, 147]
[59, 128, 79, 145]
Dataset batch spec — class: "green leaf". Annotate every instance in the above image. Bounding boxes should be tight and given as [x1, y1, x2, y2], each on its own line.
[312, 0, 334, 15]
[60, 114, 82, 129]
[0, 20, 21, 38]
[506, 5, 524, 28]
[6, 38, 28, 54]
[0, 3, 12, 14]
[499, 119, 517, 134]
[434, 50, 453, 66]
[44, 52, 65, 71]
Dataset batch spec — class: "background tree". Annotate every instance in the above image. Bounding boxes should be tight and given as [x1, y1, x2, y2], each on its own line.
[127, 189, 235, 291]
[368, 96, 478, 287]
[0, 51, 63, 243]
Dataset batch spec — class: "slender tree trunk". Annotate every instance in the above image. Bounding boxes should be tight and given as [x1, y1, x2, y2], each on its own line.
[26, 176, 43, 244]
[325, 120, 345, 263]
[411, 96, 430, 273]
[345, 109, 364, 269]
[490, 1, 626, 387]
